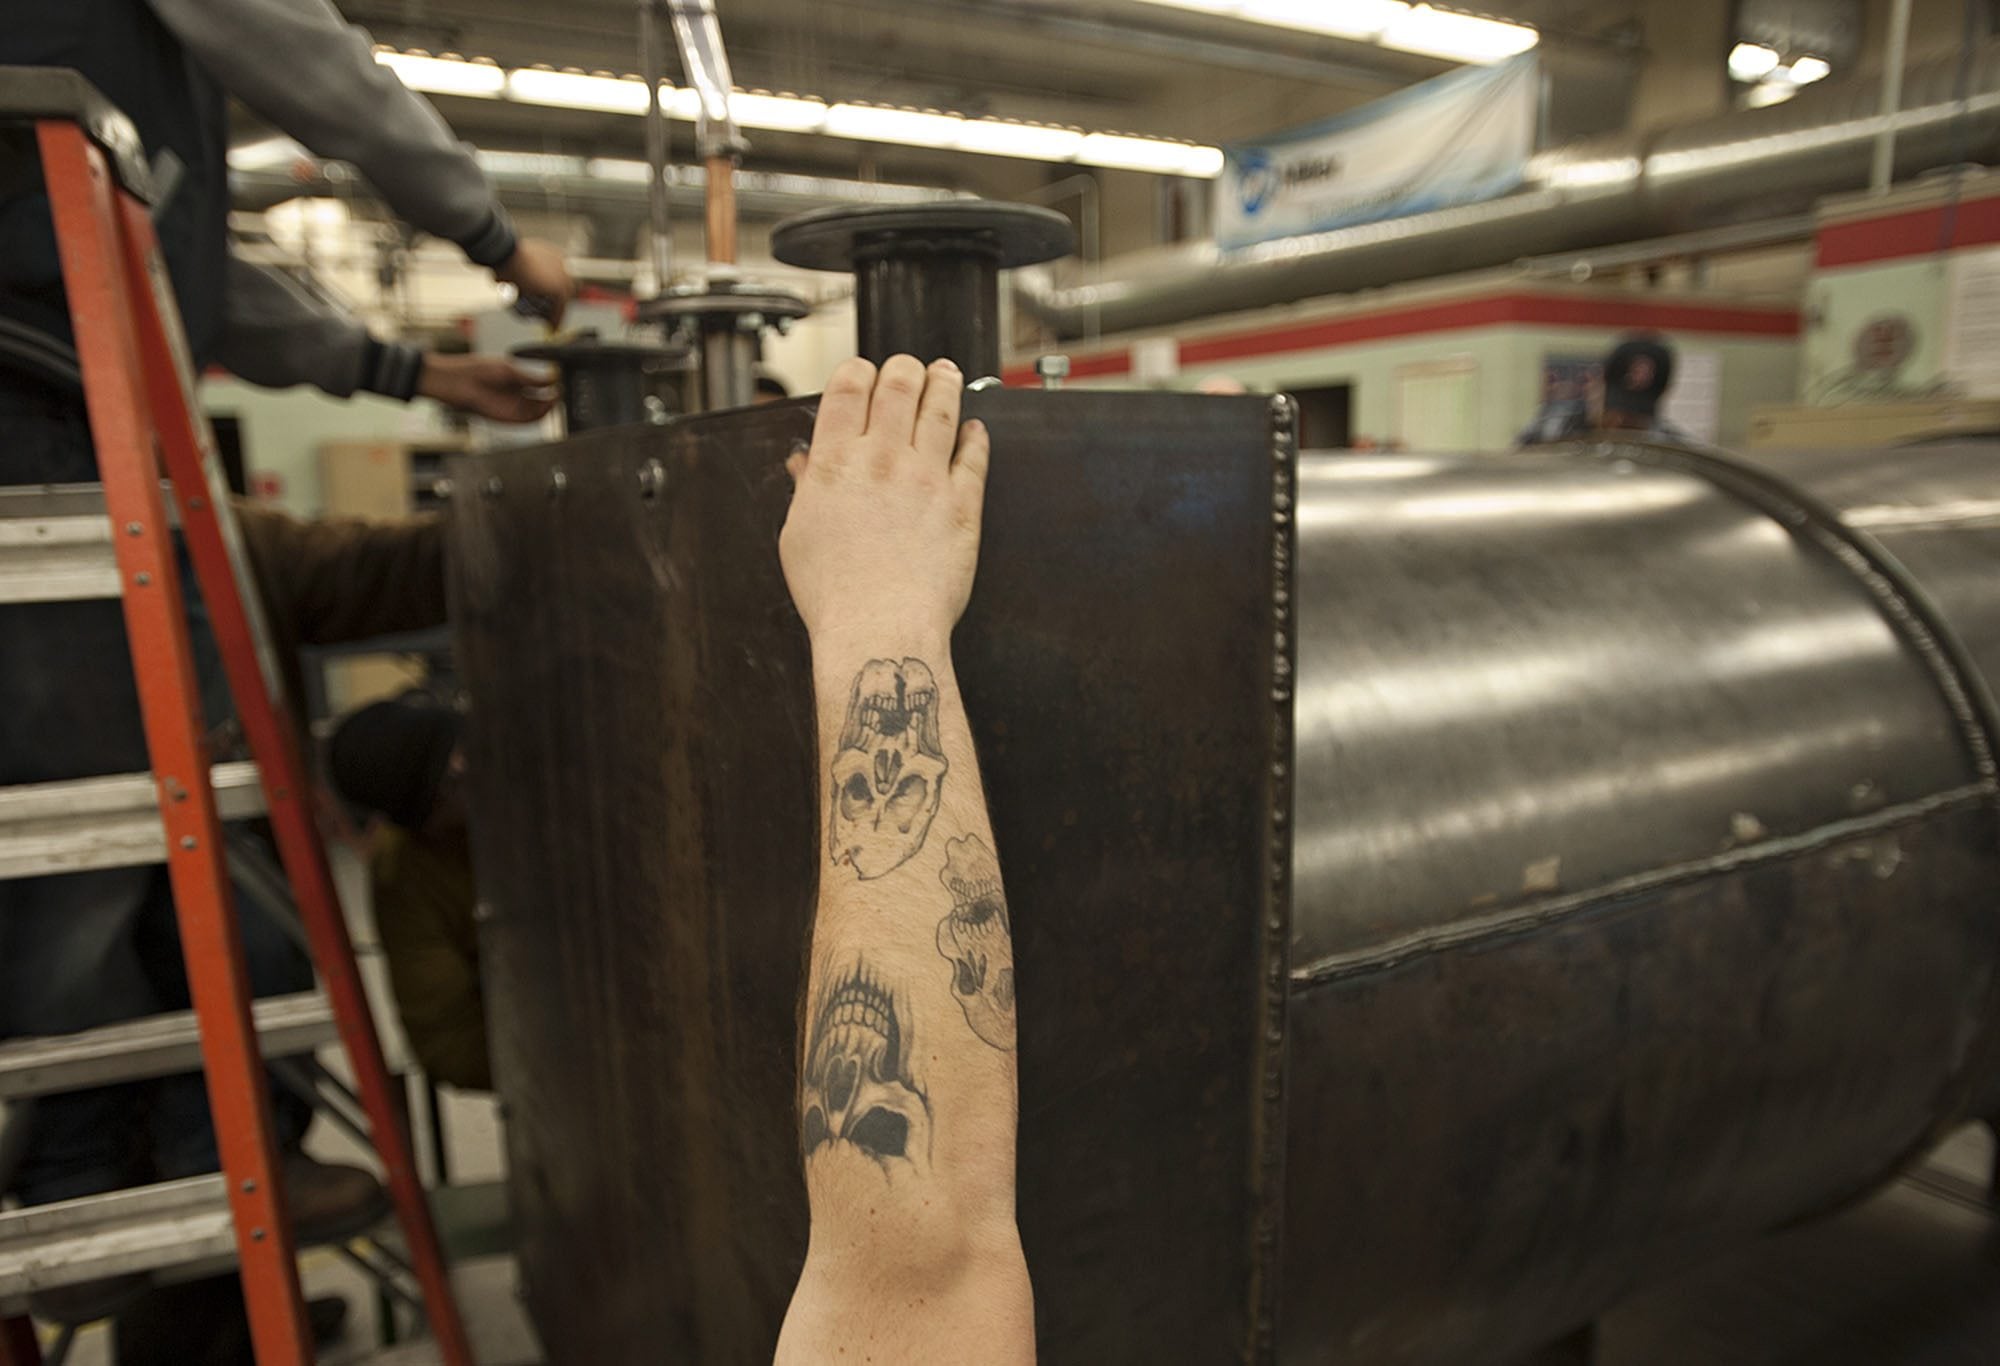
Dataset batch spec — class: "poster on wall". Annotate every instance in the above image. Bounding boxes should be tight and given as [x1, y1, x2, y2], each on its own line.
[1216, 53, 1538, 251]
[1944, 245, 2000, 398]
[1659, 348, 1722, 444]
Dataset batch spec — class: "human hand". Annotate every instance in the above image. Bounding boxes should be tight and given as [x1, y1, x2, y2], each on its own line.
[493, 238, 572, 327]
[780, 355, 989, 646]
[416, 354, 557, 424]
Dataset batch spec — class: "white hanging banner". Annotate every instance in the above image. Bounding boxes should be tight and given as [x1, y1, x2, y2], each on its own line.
[1216, 53, 1540, 251]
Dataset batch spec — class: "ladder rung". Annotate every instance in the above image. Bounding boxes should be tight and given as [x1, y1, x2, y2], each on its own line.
[0, 992, 337, 1101]
[0, 1174, 236, 1302]
[0, 761, 265, 879]
[0, 484, 129, 604]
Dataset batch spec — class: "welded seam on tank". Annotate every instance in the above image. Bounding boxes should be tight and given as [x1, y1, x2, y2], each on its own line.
[1601, 439, 2000, 795]
[1246, 394, 1297, 1364]
[1290, 782, 1996, 988]
[1609, 439, 2000, 1199]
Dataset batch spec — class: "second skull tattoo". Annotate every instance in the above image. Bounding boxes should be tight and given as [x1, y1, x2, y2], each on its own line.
[801, 958, 932, 1173]
[829, 658, 948, 879]
[936, 835, 1016, 1051]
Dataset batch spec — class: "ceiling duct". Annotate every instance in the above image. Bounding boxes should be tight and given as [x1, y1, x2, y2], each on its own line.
[1016, 42, 2000, 339]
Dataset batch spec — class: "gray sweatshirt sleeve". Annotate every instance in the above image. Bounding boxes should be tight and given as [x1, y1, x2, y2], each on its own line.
[146, 0, 518, 267]
[214, 255, 426, 401]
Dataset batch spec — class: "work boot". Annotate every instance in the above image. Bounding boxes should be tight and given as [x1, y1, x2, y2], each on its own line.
[286, 1154, 391, 1244]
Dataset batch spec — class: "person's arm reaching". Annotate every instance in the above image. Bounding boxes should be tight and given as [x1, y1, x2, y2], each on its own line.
[147, 0, 572, 321]
[774, 356, 1034, 1365]
[216, 255, 554, 422]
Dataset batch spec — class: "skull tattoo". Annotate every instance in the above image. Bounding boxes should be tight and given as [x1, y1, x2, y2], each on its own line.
[829, 659, 948, 880]
[801, 960, 931, 1172]
[935, 835, 1016, 1051]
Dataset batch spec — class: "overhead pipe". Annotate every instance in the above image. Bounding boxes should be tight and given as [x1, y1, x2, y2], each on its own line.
[1015, 43, 2000, 338]
[639, 0, 675, 290]
[1871, 0, 1915, 194]
[666, 0, 747, 269]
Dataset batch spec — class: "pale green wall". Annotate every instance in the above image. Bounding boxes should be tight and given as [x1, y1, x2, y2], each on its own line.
[202, 377, 449, 517]
[1079, 324, 1798, 450]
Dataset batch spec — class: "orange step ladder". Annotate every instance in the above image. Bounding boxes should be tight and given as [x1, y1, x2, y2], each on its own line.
[0, 69, 473, 1365]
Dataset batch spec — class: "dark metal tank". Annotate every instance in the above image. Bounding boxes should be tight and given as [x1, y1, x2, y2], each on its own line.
[450, 417, 2000, 1365]
[447, 185, 2000, 1366]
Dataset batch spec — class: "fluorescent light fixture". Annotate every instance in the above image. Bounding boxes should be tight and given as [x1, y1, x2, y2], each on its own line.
[1132, 0, 1533, 61]
[474, 150, 588, 178]
[506, 68, 652, 114]
[1380, 5, 1539, 63]
[1787, 55, 1831, 83]
[1727, 41, 1781, 81]
[584, 157, 655, 183]
[730, 92, 830, 133]
[375, 50, 505, 98]
[1238, 0, 1410, 41]
[1746, 80, 1798, 108]
[228, 135, 305, 172]
[823, 103, 965, 147]
[371, 48, 1223, 177]
[1078, 132, 1223, 177]
[956, 119, 1087, 161]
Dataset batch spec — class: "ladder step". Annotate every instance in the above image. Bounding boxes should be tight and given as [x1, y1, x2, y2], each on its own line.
[0, 1174, 236, 1303]
[0, 761, 266, 879]
[0, 484, 128, 605]
[0, 992, 337, 1101]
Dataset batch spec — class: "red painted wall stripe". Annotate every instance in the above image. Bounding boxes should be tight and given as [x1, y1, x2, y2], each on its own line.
[1816, 195, 2000, 269]
[1008, 290, 1797, 381]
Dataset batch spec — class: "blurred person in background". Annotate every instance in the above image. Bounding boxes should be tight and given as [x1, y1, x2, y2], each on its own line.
[1518, 334, 1690, 446]
[328, 695, 491, 1093]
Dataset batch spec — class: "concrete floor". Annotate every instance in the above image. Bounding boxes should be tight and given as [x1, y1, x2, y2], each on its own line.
[1592, 1126, 1999, 1366]
[42, 1123, 2000, 1365]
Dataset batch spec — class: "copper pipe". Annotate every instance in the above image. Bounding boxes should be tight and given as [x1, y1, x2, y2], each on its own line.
[704, 154, 738, 266]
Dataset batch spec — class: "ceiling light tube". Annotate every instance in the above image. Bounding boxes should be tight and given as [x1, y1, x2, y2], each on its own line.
[1379, 5, 1539, 63]
[506, 68, 654, 114]
[729, 92, 830, 133]
[823, 103, 966, 147]
[1727, 42, 1782, 81]
[1239, 0, 1411, 40]
[375, 51, 505, 98]
[955, 119, 1087, 161]
[1077, 132, 1224, 177]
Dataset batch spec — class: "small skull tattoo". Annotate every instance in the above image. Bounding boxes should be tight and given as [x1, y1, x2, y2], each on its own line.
[936, 835, 1015, 1051]
[801, 960, 931, 1172]
[829, 658, 948, 879]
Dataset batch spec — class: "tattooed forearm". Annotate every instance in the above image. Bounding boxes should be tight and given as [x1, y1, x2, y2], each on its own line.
[801, 957, 933, 1172]
[829, 658, 949, 879]
[936, 835, 1016, 1051]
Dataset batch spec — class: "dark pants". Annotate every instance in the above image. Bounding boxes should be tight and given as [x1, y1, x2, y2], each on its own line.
[1, 373, 312, 1205]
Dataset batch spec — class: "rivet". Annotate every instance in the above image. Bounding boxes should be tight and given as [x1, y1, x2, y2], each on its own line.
[482, 475, 504, 499]
[242, 1179, 257, 1193]
[135, 571, 152, 586]
[187, 495, 206, 510]
[125, 521, 142, 536]
[179, 835, 197, 850]
[251, 1227, 267, 1241]
[548, 469, 568, 497]
[638, 459, 666, 500]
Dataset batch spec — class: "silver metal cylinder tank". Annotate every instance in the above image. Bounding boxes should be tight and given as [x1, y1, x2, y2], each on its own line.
[1284, 438, 2000, 1363]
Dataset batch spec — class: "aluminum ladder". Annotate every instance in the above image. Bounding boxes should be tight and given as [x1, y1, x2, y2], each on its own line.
[0, 69, 473, 1366]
